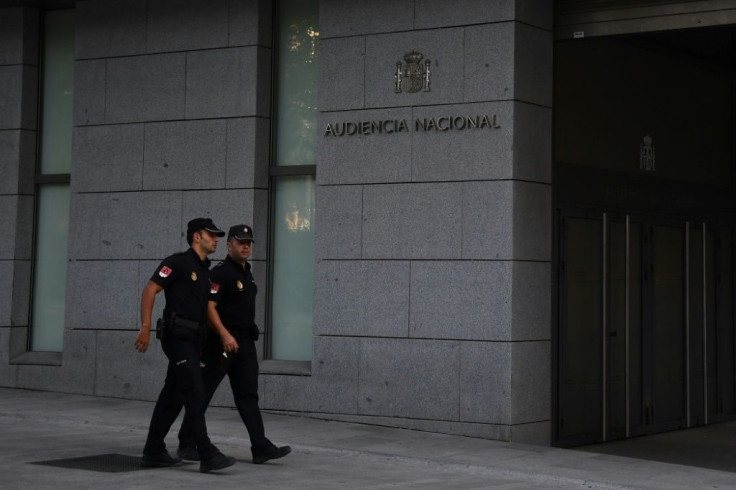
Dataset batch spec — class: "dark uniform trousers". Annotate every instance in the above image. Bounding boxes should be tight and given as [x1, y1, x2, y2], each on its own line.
[144, 336, 219, 459]
[178, 330, 271, 451]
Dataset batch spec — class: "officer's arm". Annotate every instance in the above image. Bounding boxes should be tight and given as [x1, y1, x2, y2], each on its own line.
[207, 301, 239, 353]
[135, 280, 164, 353]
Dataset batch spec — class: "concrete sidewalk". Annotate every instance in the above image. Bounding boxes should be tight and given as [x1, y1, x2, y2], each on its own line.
[1, 387, 734, 489]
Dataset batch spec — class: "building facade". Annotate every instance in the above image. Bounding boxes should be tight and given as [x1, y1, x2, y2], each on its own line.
[0, 0, 734, 447]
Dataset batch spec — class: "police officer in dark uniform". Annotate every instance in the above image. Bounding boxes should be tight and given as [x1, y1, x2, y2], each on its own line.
[134, 217, 237, 473]
[177, 224, 291, 464]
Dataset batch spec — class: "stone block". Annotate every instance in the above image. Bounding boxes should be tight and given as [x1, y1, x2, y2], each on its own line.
[0, 65, 37, 130]
[415, 0, 513, 28]
[464, 23, 514, 103]
[0, 262, 12, 326]
[66, 260, 139, 330]
[13, 195, 32, 261]
[11, 260, 30, 326]
[511, 341, 551, 424]
[362, 183, 462, 259]
[358, 338, 460, 420]
[317, 107, 413, 185]
[0, 129, 35, 195]
[229, 0, 272, 47]
[314, 261, 410, 337]
[462, 181, 552, 261]
[75, 0, 146, 59]
[461, 181, 514, 260]
[512, 181, 552, 262]
[226, 117, 269, 189]
[0, 195, 33, 260]
[410, 261, 512, 340]
[72, 124, 144, 193]
[319, 37, 365, 112]
[9, 326, 27, 359]
[0, 327, 18, 387]
[262, 372, 358, 414]
[0, 7, 38, 66]
[514, 22, 553, 107]
[315, 185, 362, 259]
[0, 197, 18, 260]
[73, 59, 106, 126]
[143, 120, 227, 190]
[512, 102, 552, 183]
[459, 341, 511, 424]
[320, 0, 413, 38]
[411, 103, 513, 182]
[365, 28, 464, 108]
[312, 335, 359, 379]
[185, 47, 261, 119]
[16, 329, 96, 395]
[69, 191, 183, 260]
[511, 261, 551, 341]
[105, 53, 185, 123]
[147, 0, 229, 53]
[95, 330, 167, 400]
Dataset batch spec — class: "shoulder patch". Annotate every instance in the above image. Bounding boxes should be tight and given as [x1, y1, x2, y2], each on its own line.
[159, 266, 172, 278]
[210, 283, 220, 294]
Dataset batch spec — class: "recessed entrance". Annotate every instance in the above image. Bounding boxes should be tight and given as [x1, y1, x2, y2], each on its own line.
[553, 24, 736, 447]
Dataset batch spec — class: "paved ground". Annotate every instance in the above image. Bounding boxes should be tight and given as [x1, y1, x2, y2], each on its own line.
[2, 387, 736, 489]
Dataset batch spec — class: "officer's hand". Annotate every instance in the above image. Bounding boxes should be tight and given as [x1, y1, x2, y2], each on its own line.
[222, 333, 239, 353]
[134, 329, 150, 353]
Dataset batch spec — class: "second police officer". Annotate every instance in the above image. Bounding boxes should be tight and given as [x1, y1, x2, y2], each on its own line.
[177, 224, 291, 464]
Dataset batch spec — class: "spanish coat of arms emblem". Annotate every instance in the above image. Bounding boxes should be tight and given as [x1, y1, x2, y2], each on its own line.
[395, 50, 431, 93]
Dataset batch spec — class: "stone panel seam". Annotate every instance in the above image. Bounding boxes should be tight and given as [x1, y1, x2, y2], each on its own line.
[321, 99, 518, 113]
[317, 258, 549, 263]
[264, 408, 512, 427]
[75, 115, 270, 128]
[320, 21, 521, 41]
[75, 45, 273, 63]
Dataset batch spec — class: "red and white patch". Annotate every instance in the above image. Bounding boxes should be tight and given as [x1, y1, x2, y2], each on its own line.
[210, 283, 220, 294]
[158, 266, 172, 278]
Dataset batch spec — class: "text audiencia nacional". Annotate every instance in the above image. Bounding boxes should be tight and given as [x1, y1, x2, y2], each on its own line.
[324, 114, 500, 137]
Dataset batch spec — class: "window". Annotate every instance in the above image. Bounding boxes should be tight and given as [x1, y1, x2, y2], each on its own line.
[268, 0, 319, 361]
[29, 9, 74, 352]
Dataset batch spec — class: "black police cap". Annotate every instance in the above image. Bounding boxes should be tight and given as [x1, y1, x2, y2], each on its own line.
[228, 224, 255, 242]
[187, 217, 225, 237]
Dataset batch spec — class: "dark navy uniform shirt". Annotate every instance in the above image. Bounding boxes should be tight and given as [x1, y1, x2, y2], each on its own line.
[150, 248, 212, 324]
[209, 255, 257, 328]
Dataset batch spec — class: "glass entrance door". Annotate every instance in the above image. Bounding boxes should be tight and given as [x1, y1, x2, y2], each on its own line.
[556, 211, 734, 446]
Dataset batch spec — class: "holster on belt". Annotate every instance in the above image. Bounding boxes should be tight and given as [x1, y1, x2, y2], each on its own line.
[166, 313, 204, 340]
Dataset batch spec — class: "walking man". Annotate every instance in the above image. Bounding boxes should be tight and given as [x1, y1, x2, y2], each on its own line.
[134, 217, 237, 473]
[177, 224, 291, 464]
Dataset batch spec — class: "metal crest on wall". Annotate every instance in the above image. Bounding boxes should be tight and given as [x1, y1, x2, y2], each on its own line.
[395, 50, 431, 93]
[639, 134, 655, 171]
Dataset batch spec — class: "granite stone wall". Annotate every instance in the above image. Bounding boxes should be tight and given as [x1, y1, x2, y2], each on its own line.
[0, 0, 553, 445]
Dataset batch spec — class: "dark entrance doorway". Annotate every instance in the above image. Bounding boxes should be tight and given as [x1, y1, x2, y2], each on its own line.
[553, 26, 736, 447]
